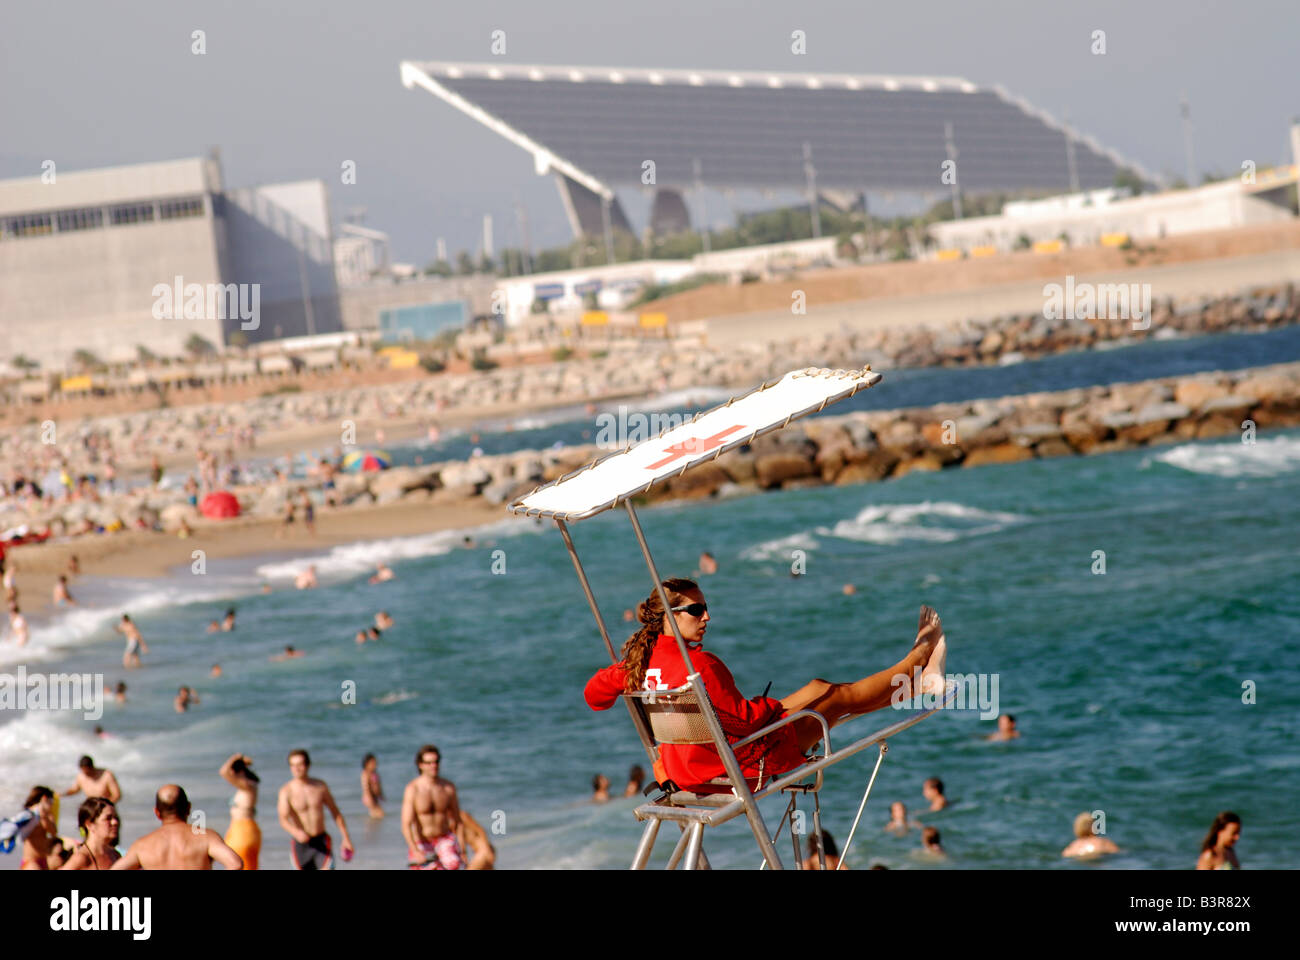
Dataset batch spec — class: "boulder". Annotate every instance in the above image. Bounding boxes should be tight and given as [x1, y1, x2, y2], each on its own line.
[893, 453, 945, 477]
[1199, 394, 1255, 416]
[754, 451, 815, 488]
[1174, 378, 1229, 410]
[668, 463, 732, 499]
[714, 449, 756, 484]
[834, 451, 900, 485]
[962, 443, 1034, 468]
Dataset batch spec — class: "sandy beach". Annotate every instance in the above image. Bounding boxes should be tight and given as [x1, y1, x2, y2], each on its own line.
[6, 496, 505, 623]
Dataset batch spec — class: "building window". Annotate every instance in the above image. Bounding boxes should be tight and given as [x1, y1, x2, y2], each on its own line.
[158, 196, 205, 220]
[110, 202, 156, 225]
[56, 207, 105, 232]
[0, 212, 53, 239]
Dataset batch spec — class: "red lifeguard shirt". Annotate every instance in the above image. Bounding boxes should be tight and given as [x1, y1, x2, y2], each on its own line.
[584, 633, 805, 790]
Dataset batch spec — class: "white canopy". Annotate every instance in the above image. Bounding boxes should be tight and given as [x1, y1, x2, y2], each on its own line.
[509, 365, 882, 522]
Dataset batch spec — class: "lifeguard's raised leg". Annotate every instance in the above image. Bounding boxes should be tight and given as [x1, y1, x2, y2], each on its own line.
[781, 607, 947, 752]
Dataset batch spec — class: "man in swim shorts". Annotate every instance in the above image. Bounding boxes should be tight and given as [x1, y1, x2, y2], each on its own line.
[116, 614, 148, 668]
[277, 749, 353, 870]
[401, 744, 465, 870]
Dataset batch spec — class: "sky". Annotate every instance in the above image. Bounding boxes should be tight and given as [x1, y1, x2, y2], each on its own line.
[3, 0, 1297, 264]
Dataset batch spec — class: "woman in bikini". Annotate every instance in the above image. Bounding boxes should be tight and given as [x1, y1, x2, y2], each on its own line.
[220, 753, 262, 870]
[1195, 811, 1242, 870]
[59, 797, 121, 870]
[584, 578, 948, 792]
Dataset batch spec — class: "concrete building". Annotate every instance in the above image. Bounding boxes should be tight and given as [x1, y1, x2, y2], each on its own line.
[0, 157, 341, 368]
[929, 169, 1299, 254]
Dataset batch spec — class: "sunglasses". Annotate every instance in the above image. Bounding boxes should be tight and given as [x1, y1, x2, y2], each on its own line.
[671, 603, 708, 617]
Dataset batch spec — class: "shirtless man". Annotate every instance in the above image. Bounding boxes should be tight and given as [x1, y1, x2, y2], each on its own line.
[922, 777, 948, 812]
[64, 755, 122, 803]
[294, 565, 318, 590]
[369, 563, 395, 585]
[402, 744, 465, 870]
[278, 749, 353, 870]
[986, 713, 1020, 741]
[59, 798, 121, 870]
[116, 614, 148, 668]
[112, 785, 243, 870]
[270, 645, 305, 662]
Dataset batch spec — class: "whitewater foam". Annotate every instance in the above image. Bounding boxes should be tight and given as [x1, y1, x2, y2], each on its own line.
[740, 532, 821, 562]
[819, 501, 1026, 546]
[1146, 435, 1300, 479]
[254, 516, 543, 582]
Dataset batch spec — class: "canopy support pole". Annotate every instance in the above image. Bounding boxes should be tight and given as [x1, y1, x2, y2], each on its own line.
[623, 499, 784, 870]
[838, 742, 888, 869]
[556, 518, 656, 762]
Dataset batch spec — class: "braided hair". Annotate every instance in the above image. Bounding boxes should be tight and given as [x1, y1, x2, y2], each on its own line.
[620, 578, 699, 692]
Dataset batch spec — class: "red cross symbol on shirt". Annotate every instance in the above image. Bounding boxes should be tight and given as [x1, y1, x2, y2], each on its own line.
[645, 424, 747, 470]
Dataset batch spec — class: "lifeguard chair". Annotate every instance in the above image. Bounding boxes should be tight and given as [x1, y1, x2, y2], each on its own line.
[508, 366, 956, 869]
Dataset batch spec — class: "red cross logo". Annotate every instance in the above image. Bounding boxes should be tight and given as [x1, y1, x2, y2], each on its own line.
[646, 424, 746, 470]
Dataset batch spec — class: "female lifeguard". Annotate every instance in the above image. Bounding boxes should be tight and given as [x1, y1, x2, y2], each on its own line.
[584, 578, 947, 792]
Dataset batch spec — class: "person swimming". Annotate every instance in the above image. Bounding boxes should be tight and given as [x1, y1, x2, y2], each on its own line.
[883, 801, 916, 835]
[922, 777, 948, 812]
[1061, 811, 1119, 858]
[920, 826, 945, 858]
[1195, 811, 1242, 870]
[802, 829, 844, 870]
[591, 774, 611, 803]
[986, 713, 1020, 741]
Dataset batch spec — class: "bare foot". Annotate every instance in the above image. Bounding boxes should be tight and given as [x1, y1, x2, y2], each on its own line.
[911, 605, 942, 655]
[920, 614, 948, 697]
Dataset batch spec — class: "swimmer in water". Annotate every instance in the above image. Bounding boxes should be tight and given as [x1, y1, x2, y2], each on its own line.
[1062, 811, 1120, 858]
[591, 774, 611, 803]
[294, 566, 318, 590]
[53, 575, 76, 606]
[210, 664, 222, 678]
[361, 754, 384, 819]
[1195, 811, 1242, 870]
[623, 764, 646, 798]
[270, 645, 306, 662]
[369, 563, 395, 584]
[801, 829, 844, 870]
[986, 713, 1020, 741]
[221, 608, 236, 632]
[374, 611, 394, 630]
[883, 801, 917, 835]
[207, 620, 221, 633]
[695, 551, 718, 576]
[922, 777, 948, 812]
[920, 826, 945, 858]
[174, 686, 200, 712]
[842, 583, 857, 596]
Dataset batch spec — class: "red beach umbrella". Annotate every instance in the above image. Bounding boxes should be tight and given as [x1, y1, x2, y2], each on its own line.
[200, 490, 241, 519]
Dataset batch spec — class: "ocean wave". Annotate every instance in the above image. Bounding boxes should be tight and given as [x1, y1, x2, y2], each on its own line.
[740, 531, 821, 562]
[819, 501, 1026, 545]
[253, 516, 543, 582]
[1146, 436, 1300, 478]
[0, 579, 239, 669]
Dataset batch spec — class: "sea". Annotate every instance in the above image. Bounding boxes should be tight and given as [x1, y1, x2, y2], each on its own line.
[3, 325, 1298, 870]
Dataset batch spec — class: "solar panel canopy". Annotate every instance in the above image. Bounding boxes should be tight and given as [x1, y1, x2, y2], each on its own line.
[402, 62, 1145, 196]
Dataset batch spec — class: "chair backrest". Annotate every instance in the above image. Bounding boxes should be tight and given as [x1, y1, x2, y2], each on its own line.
[625, 689, 713, 745]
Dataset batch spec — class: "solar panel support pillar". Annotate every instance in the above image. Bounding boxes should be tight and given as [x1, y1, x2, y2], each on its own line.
[601, 194, 615, 265]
